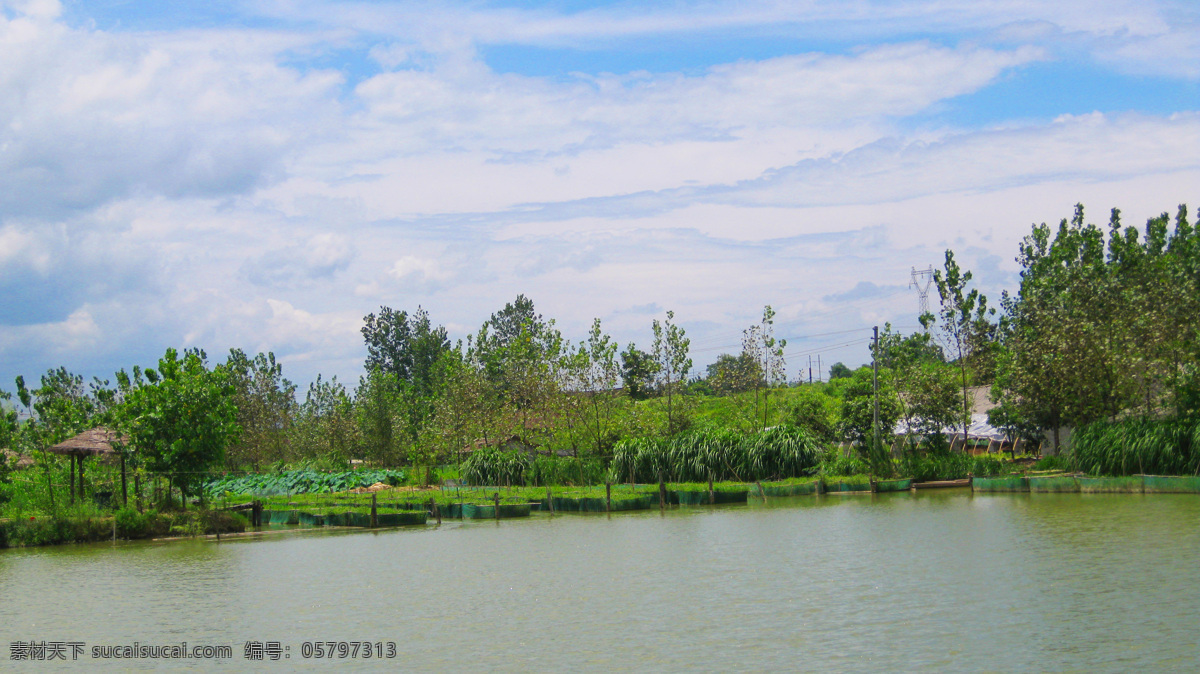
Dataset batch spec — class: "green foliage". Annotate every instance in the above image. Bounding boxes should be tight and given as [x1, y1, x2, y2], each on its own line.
[898, 453, 1015, 481]
[461, 447, 531, 486]
[1070, 417, 1200, 476]
[121, 348, 240, 501]
[787, 385, 839, 443]
[1033, 454, 1068, 471]
[0, 505, 247, 547]
[203, 469, 405, 497]
[609, 424, 821, 483]
[837, 367, 902, 447]
[114, 507, 158, 538]
[1, 516, 112, 547]
[526, 455, 606, 486]
[828, 362, 853, 379]
[290, 375, 358, 467]
[652, 310, 692, 434]
[924, 249, 994, 437]
[361, 306, 451, 396]
[706, 353, 761, 396]
[223, 349, 297, 471]
[817, 449, 867, 477]
[997, 204, 1200, 445]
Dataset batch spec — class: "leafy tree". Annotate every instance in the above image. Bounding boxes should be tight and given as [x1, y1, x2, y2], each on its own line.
[291, 374, 358, 468]
[924, 250, 993, 441]
[355, 368, 409, 466]
[878, 325, 959, 450]
[829, 362, 853, 380]
[28, 367, 114, 444]
[121, 348, 240, 506]
[838, 367, 902, 452]
[620, 344, 658, 401]
[788, 385, 839, 442]
[741, 305, 787, 428]
[569, 319, 622, 454]
[995, 203, 1200, 450]
[706, 353, 761, 396]
[223, 349, 297, 470]
[651, 310, 692, 434]
[486, 294, 542, 346]
[361, 306, 450, 396]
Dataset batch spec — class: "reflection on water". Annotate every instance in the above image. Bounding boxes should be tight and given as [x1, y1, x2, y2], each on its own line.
[2, 492, 1198, 671]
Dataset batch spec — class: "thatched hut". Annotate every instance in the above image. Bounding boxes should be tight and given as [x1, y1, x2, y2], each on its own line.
[2, 448, 35, 469]
[47, 427, 129, 506]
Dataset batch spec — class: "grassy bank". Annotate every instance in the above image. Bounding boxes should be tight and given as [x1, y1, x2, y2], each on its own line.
[0, 508, 247, 548]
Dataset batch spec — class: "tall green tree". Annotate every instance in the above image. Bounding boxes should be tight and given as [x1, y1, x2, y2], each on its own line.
[651, 310, 692, 434]
[570, 319, 622, 454]
[361, 306, 450, 396]
[620, 344, 658, 401]
[706, 353, 761, 396]
[838, 366, 902, 454]
[121, 349, 240, 505]
[924, 250, 993, 441]
[878, 325, 959, 449]
[741, 305, 787, 429]
[223, 349, 297, 470]
[995, 203, 1200, 450]
[291, 375, 358, 467]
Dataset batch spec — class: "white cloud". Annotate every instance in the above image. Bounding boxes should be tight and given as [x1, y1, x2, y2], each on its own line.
[0, 1, 1196, 389]
[0, 4, 343, 219]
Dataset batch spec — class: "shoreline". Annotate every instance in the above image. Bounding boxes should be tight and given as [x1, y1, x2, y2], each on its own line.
[5, 472, 1198, 551]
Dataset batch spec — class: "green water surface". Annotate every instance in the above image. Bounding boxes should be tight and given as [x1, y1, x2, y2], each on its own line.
[2, 491, 1198, 671]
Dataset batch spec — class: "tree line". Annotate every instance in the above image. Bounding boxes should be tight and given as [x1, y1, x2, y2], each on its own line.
[3, 201, 1197, 495]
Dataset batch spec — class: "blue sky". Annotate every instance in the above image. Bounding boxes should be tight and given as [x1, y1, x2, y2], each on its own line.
[1, 0, 1198, 393]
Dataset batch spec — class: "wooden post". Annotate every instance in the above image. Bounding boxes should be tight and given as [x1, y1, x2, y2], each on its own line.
[120, 455, 128, 508]
[79, 456, 85, 503]
[370, 493, 378, 527]
[707, 478, 714, 505]
[546, 486, 554, 514]
[252, 500, 262, 527]
[755, 481, 767, 504]
[870, 478, 878, 493]
[659, 481, 667, 512]
[70, 455, 76, 504]
[493, 492, 500, 521]
[432, 498, 441, 525]
[605, 482, 611, 512]
[112, 516, 116, 543]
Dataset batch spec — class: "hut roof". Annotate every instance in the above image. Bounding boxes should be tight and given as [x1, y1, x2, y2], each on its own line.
[2, 448, 34, 469]
[47, 427, 128, 457]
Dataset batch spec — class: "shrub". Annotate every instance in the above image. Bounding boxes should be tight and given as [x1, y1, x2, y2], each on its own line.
[609, 425, 822, 484]
[818, 449, 868, 478]
[461, 447, 531, 486]
[1032, 454, 1068, 471]
[115, 507, 157, 538]
[1070, 417, 1200, 476]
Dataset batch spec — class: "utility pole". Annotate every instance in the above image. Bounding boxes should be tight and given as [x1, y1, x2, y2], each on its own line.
[872, 326, 880, 458]
[817, 355, 822, 383]
[910, 266, 934, 328]
[808, 355, 813, 384]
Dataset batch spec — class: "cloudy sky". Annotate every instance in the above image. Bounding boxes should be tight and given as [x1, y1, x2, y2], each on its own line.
[1, 0, 1197, 391]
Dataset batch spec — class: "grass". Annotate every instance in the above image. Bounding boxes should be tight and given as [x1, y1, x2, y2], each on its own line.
[0, 509, 247, 548]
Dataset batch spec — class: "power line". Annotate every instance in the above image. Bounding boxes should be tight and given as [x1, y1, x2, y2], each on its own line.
[684, 287, 910, 351]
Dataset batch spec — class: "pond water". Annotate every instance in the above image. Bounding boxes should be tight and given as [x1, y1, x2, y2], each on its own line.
[2, 491, 1199, 671]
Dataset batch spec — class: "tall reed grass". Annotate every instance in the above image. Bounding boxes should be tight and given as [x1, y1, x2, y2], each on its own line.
[1070, 417, 1200, 476]
[609, 424, 821, 484]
